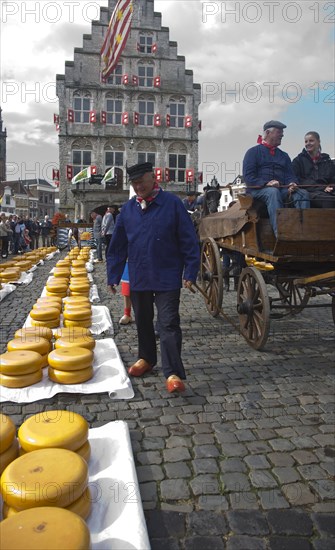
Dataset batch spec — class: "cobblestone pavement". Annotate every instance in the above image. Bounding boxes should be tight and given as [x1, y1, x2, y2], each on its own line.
[0, 253, 334, 550]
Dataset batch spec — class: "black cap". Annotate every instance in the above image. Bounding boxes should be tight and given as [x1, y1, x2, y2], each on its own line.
[126, 162, 153, 181]
[186, 190, 199, 196]
[263, 120, 287, 131]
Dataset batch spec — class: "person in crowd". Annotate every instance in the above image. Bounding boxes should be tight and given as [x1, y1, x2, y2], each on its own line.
[0, 213, 11, 258]
[11, 215, 22, 254]
[91, 211, 103, 262]
[106, 162, 200, 394]
[23, 228, 32, 251]
[292, 131, 335, 208]
[110, 205, 120, 223]
[40, 215, 52, 247]
[30, 217, 40, 249]
[101, 207, 115, 258]
[182, 191, 200, 212]
[243, 120, 310, 237]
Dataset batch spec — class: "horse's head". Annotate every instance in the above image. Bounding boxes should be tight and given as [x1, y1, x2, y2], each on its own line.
[204, 188, 221, 214]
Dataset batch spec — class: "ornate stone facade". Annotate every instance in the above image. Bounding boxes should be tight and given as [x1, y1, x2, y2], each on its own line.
[56, 0, 201, 220]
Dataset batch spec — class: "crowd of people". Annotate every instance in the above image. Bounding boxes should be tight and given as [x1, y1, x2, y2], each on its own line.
[0, 214, 53, 258]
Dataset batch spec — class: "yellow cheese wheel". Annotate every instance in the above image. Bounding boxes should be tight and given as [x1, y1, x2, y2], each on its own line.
[30, 307, 60, 321]
[18, 410, 88, 453]
[54, 326, 92, 340]
[56, 260, 71, 267]
[64, 318, 92, 328]
[33, 301, 62, 312]
[0, 350, 43, 375]
[1, 448, 88, 510]
[63, 309, 91, 322]
[45, 290, 68, 298]
[14, 260, 32, 270]
[48, 347, 93, 371]
[48, 366, 93, 384]
[64, 304, 92, 314]
[72, 260, 86, 267]
[0, 413, 16, 453]
[1, 268, 21, 281]
[0, 438, 19, 475]
[37, 295, 63, 305]
[8, 337, 51, 357]
[15, 327, 53, 341]
[76, 441, 91, 463]
[0, 369, 43, 388]
[0, 506, 91, 549]
[55, 336, 95, 352]
[46, 280, 68, 291]
[31, 318, 60, 329]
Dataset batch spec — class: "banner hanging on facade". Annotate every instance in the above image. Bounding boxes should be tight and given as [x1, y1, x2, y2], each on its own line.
[100, 0, 134, 79]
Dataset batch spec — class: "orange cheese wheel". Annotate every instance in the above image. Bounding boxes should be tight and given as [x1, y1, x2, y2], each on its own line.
[55, 336, 95, 352]
[63, 318, 91, 328]
[33, 301, 62, 312]
[0, 507, 92, 550]
[0, 413, 16, 453]
[31, 318, 60, 329]
[0, 369, 43, 388]
[48, 348, 93, 371]
[0, 438, 19, 475]
[15, 327, 53, 341]
[1, 448, 88, 510]
[8, 337, 51, 357]
[48, 365, 93, 384]
[0, 350, 43, 375]
[18, 410, 88, 453]
[30, 307, 60, 321]
[54, 327, 92, 340]
[63, 309, 91, 322]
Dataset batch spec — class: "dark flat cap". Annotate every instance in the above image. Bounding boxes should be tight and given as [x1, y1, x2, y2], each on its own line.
[126, 162, 153, 181]
[186, 190, 200, 196]
[263, 120, 287, 131]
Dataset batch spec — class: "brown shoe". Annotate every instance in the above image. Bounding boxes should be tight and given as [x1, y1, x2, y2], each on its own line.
[128, 359, 152, 377]
[166, 375, 185, 393]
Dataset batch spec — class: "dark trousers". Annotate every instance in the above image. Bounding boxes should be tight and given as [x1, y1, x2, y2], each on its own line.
[130, 289, 186, 380]
[310, 190, 335, 209]
[105, 234, 112, 258]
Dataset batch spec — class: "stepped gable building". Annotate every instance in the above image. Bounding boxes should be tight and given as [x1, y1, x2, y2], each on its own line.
[56, 0, 201, 221]
[0, 108, 7, 183]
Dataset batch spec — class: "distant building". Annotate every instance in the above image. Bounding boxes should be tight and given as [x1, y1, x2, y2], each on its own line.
[0, 108, 7, 183]
[56, 0, 201, 220]
[0, 179, 56, 218]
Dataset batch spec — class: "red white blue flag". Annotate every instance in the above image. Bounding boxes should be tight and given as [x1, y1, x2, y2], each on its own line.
[101, 0, 134, 79]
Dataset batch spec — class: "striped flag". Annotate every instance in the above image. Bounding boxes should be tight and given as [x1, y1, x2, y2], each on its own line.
[101, 0, 134, 79]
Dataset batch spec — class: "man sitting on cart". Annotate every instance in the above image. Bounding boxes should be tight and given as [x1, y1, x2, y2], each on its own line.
[243, 120, 310, 237]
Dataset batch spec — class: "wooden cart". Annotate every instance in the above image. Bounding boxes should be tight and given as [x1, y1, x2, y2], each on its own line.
[197, 197, 335, 350]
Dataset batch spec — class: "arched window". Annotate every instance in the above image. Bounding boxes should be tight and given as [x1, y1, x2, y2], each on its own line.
[104, 140, 124, 171]
[136, 140, 156, 166]
[72, 90, 92, 123]
[106, 63, 123, 86]
[71, 138, 92, 176]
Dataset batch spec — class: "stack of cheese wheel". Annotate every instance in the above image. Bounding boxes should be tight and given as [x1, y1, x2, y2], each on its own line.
[0, 414, 19, 475]
[18, 410, 91, 466]
[15, 326, 54, 344]
[63, 296, 92, 329]
[48, 347, 94, 384]
[0, 267, 21, 283]
[55, 335, 95, 352]
[54, 326, 92, 341]
[14, 259, 33, 272]
[7, 337, 52, 368]
[46, 276, 68, 299]
[30, 302, 60, 329]
[53, 267, 71, 280]
[35, 295, 63, 314]
[0, 507, 91, 550]
[0, 350, 43, 388]
[1, 448, 90, 521]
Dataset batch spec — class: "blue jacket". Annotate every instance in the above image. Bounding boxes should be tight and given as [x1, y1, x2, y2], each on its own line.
[106, 189, 200, 291]
[243, 144, 297, 190]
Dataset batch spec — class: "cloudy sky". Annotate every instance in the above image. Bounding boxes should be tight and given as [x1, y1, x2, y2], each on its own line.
[1, 0, 334, 185]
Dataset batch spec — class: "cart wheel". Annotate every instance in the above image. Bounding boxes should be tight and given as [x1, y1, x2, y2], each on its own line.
[200, 238, 223, 317]
[277, 280, 310, 314]
[237, 267, 270, 350]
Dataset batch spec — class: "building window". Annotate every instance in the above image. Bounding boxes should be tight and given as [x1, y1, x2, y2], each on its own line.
[138, 64, 154, 87]
[72, 150, 92, 176]
[107, 64, 123, 85]
[106, 99, 123, 124]
[73, 96, 91, 123]
[139, 101, 154, 126]
[5, 195, 10, 205]
[105, 151, 124, 168]
[169, 100, 186, 128]
[168, 154, 186, 183]
[138, 33, 153, 54]
[138, 152, 155, 165]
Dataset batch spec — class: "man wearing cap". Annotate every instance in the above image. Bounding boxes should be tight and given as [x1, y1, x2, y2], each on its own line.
[182, 191, 200, 212]
[243, 121, 310, 237]
[106, 162, 200, 393]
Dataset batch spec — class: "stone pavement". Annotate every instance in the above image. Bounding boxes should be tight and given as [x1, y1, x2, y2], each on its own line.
[0, 253, 334, 550]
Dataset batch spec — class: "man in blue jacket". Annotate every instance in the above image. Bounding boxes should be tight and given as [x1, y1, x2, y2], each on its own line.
[243, 120, 310, 237]
[106, 162, 200, 393]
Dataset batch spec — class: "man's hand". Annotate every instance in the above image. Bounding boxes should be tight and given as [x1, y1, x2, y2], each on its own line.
[108, 284, 117, 295]
[183, 280, 195, 293]
[287, 182, 298, 194]
[266, 180, 279, 188]
[325, 186, 334, 193]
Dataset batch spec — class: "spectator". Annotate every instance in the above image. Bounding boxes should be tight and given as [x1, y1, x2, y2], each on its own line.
[101, 207, 115, 258]
[0, 213, 11, 258]
[91, 211, 103, 262]
[40, 215, 52, 247]
[30, 217, 40, 250]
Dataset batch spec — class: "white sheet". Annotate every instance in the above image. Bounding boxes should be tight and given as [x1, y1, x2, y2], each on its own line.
[88, 421, 151, 550]
[0, 283, 16, 302]
[0, 338, 134, 403]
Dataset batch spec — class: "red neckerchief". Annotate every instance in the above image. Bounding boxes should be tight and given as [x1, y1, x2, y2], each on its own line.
[308, 151, 321, 163]
[136, 183, 160, 210]
[257, 136, 277, 155]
